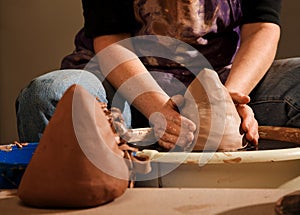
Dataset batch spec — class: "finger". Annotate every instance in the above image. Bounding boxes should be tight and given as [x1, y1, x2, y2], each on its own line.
[155, 128, 194, 148]
[155, 129, 177, 143]
[244, 128, 259, 145]
[237, 105, 259, 144]
[155, 122, 191, 142]
[230, 92, 250, 104]
[164, 122, 182, 136]
[157, 139, 175, 150]
[164, 113, 196, 132]
[243, 121, 259, 144]
[237, 104, 254, 131]
[180, 116, 197, 132]
[166, 96, 197, 131]
[165, 120, 196, 137]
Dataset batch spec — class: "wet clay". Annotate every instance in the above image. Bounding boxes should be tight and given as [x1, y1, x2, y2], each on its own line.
[181, 68, 243, 151]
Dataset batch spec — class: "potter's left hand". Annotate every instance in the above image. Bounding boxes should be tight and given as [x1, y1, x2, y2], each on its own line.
[149, 95, 196, 150]
[229, 92, 259, 145]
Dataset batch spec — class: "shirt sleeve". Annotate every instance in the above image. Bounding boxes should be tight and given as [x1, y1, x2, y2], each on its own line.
[241, 0, 282, 26]
[82, 0, 136, 38]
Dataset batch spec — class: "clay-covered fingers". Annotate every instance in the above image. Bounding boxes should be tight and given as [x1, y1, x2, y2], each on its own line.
[154, 121, 195, 149]
[156, 130, 193, 150]
[151, 113, 196, 149]
[149, 97, 196, 150]
[236, 104, 259, 145]
[167, 95, 197, 132]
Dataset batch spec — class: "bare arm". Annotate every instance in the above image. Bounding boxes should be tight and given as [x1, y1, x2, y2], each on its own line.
[225, 22, 280, 94]
[225, 22, 280, 143]
[93, 34, 196, 149]
[94, 34, 169, 118]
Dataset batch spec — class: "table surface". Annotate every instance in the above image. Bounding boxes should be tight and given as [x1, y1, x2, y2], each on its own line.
[0, 188, 298, 215]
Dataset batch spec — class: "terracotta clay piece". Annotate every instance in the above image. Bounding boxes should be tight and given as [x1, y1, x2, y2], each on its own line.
[182, 68, 243, 151]
[18, 84, 132, 208]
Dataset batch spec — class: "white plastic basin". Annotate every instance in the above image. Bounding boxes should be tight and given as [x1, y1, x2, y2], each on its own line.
[135, 147, 300, 189]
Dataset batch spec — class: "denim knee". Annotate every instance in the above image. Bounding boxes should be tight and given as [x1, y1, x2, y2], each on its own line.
[16, 69, 108, 142]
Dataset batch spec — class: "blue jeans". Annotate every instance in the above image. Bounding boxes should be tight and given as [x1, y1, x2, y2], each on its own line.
[15, 69, 131, 142]
[249, 57, 300, 127]
[16, 58, 300, 142]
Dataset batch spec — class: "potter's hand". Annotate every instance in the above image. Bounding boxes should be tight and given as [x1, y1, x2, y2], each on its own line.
[149, 95, 196, 150]
[229, 92, 259, 145]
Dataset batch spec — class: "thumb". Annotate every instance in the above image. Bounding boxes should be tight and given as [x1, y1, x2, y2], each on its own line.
[229, 92, 250, 104]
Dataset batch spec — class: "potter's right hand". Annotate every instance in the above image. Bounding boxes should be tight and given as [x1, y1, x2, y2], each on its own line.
[229, 92, 259, 145]
[149, 95, 196, 150]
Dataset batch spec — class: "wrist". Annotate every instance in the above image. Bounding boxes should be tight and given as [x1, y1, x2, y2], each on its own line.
[132, 92, 169, 118]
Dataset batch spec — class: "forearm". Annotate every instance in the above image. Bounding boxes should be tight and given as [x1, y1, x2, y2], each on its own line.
[94, 34, 169, 118]
[225, 23, 280, 95]
[104, 58, 169, 118]
[94, 34, 196, 149]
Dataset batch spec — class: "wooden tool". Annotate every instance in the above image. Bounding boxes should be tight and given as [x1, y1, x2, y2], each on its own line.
[258, 126, 300, 144]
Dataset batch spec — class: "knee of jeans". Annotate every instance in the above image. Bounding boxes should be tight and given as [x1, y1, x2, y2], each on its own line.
[18, 69, 108, 109]
[16, 77, 59, 119]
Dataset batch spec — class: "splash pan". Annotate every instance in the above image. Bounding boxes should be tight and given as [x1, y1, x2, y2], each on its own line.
[135, 139, 300, 189]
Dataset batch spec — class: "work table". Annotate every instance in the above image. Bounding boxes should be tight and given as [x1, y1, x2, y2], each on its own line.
[0, 188, 297, 215]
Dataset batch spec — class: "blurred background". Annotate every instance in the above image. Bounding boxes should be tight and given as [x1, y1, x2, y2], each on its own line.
[0, 0, 299, 143]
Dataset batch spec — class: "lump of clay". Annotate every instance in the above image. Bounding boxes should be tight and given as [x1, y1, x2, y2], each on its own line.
[18, 84, 129, 208]
[181, 68, 243, 151]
